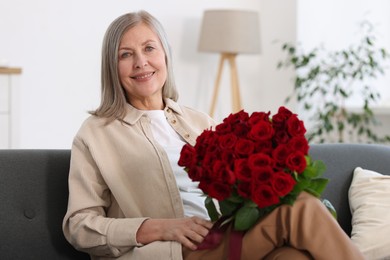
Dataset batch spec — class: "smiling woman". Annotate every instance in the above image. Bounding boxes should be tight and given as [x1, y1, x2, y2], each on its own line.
[62, 10, 365, 260]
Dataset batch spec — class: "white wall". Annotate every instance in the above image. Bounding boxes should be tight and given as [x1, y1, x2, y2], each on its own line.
[297, 0, 390, 107]
[0, 0, 297, 148]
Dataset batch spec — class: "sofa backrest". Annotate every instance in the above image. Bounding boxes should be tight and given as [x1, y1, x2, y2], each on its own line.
[0, 150, 88, 259]
[310, 143, 390, 236]
[1, 144, 390, 258]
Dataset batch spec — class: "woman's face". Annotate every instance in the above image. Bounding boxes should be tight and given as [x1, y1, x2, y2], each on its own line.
[118, 23, 167, 109]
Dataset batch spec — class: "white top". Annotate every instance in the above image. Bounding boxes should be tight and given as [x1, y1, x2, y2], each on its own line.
[143, 110, 209, 219]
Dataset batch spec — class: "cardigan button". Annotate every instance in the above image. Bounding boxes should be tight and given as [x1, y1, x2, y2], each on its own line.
[184, 134, 190, 139]
[171, 119, 177, 124]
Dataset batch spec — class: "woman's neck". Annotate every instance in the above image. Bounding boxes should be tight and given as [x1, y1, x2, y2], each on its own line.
[128, 97, 164, 111]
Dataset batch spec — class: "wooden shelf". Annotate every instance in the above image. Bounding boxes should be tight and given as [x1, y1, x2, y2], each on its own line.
[0, 67, 22, 74]
[0, 68, 22, 148]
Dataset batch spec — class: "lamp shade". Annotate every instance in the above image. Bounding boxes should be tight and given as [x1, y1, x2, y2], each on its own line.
[198, 9, 260, 54]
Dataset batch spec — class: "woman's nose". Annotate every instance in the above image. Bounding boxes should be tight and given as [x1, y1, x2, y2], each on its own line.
[134, 53, 147, 69]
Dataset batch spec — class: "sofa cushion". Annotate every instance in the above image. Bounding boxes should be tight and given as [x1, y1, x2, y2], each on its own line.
[310, 143, 390, 235]
[349, 167, 390, 260]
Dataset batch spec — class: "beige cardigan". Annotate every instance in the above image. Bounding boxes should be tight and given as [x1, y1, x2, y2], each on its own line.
[63, 99, 215, 259]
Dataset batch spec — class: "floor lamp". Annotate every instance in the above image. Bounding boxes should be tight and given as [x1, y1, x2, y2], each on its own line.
[198, 10, 260, 117]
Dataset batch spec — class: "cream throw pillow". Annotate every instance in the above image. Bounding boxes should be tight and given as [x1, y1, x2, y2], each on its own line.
[349, 167, 390, 260]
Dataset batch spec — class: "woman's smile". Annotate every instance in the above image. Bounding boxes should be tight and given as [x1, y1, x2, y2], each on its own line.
[131, 71, 155, 81]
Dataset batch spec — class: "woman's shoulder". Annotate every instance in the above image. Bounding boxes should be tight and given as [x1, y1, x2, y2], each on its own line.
[165, 98, 213, 122]
[178, 105, 216, 130]
[73, 115, 112, 140]
[180, 105, 210, 118]
[79, 114, 108, 129]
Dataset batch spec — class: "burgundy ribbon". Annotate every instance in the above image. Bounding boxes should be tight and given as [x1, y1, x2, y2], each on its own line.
[197, 218, 245, 260]
[197, 218, 228, 250]
[228, 229, 245, 260]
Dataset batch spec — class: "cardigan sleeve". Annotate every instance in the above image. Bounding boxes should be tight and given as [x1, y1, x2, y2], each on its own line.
[62, 135, 147, 257]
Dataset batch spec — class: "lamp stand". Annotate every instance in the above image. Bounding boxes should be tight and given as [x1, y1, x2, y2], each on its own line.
[209, 53, 242, 117]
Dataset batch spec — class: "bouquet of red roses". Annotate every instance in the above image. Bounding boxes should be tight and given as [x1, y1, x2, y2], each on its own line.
[178, 106, 328, 231]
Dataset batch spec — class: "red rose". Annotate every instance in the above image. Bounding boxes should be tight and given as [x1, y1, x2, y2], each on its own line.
[218, 133, 238, 150]
[235, 110, 250, 121]
[205, 143, 220, 154]
[200, 181, 232, 201]
[220, 150, 234, 168]
[234, 138, 255, 156]
[251, 184, 280, 208]
[187, 165, 204, 181]
[195, 130, 218, 152]
[271, 171, 296, 196]
[288, 136, 309, 155]
[254, 140, 273, 154]
[178, 144, 196, 168]
[248, 121, 274, 141]
[248, 111, 270, 126]
[223, 110, 249, 125]
[286, 151, 307, 173]
[215, 121, 232, 134]
[212, 160, 236, 184]
[272, 106, 293, 129]
[271, 114, 286, 130]
[202, 151, 219, 168]
[234, 159, 252, 182]
[220, 111, 250, 138]
[248, 153, 274, 170]
[193, 143, 207, 159]
[277, 106, 293, 117]
[274, 129, 290, 144]
[252, 166, 274, 183]
[272, 144, 291, 166]
[286, 115, 306, 137]
[233, 122, 250, 137]
[237, 181, 251, 198]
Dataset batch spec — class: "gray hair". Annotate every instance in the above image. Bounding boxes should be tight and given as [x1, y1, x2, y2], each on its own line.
[91, 10, 178, 121]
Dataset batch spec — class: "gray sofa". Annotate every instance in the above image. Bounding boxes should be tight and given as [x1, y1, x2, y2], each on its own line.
[1, 144, 390, 259]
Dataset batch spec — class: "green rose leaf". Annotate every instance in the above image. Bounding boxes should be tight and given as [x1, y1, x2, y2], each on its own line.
[302, 159, 326, 178]
[219, 199, 240, 216]
[205, 196, 220, 222]
[304, 178, 329, 197]
[234, 206, 260, 231]
[227, 192, 244, 204]
[292, 177, 309, 193]
[312, 160, 326, 175]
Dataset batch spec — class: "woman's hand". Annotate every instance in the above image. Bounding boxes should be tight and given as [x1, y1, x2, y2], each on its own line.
[136, 217, 213, 250]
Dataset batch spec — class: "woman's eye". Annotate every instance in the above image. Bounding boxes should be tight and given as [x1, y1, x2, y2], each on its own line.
[120, 52, 132, 59]
[145, 46, 154, 52]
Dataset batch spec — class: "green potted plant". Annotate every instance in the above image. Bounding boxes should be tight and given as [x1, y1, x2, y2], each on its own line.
[278, 21, 390, 143]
